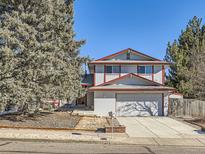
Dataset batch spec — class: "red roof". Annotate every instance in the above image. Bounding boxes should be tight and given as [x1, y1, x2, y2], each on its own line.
[89, 86, 175, 92]
[89, 61, 170, 65]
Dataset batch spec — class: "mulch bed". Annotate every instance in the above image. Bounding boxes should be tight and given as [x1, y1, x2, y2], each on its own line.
[0, 112, 81, 129]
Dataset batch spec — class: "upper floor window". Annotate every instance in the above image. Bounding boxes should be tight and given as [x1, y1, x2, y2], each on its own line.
[106, 65, 120, 73]
[106, 66, 112, 73]
[113, 66, 120, 73]
[146, 65, 152, 74]
[137, 65, 152, 74]
[137, 66, 145, 74]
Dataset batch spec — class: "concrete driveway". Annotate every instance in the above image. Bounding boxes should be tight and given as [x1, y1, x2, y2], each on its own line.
[117, 117, 205, 138]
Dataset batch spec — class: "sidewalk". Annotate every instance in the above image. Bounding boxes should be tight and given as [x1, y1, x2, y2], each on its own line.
[0, 128, 205, 146]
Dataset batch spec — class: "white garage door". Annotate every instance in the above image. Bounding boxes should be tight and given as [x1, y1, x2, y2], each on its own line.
[116, 93, 162, 116]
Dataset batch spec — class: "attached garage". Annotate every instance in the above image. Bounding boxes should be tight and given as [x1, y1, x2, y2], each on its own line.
[116, 93, 163, 116]
[89, 73, 174, 117]
[92, 91, 169, 117]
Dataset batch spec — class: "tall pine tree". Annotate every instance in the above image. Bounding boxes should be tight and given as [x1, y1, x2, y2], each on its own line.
[0, 0, 86, 111]
[165, 16, 205, 99]
[191, 24, 205, 100]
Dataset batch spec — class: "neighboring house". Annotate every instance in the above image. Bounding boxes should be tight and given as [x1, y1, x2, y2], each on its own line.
[81, 48, 175, 116]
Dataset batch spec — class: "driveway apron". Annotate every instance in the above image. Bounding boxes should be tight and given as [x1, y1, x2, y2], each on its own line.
[117, 117, 203, 138]
[117, 117, 156, 138]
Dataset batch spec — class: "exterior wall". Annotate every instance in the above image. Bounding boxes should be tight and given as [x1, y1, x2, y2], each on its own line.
[94, 64, 163, 86]
[140, 74, 152, 81]
[154, 65, 162, 84]
[164, 92, 169, 116]
[106, 73, 119, 81]
[94, 91, 116, 116]
[95, 65, 104, 85]
[121, 65, 153, 81]
[114, 77, 153, 86]
[121, 65, 137, 76]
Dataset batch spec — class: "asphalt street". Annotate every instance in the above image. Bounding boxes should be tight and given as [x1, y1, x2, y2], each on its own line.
[0, 140, 204, 154]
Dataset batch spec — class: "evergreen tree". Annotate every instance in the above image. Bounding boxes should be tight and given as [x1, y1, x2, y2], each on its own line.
[0, 0, 86, 111]
[165, 16, 205, 99]
[191, 24, 205, 100]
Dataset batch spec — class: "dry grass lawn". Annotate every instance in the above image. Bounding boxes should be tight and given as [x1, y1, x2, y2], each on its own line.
[0, 112, 80, 129]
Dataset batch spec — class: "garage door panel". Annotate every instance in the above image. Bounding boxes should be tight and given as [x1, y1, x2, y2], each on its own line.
[116, 93, 162, 116]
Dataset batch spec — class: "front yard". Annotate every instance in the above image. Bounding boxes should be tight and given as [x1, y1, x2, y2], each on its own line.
[0, 112, 111, 131]
[0, 112, 80, 129]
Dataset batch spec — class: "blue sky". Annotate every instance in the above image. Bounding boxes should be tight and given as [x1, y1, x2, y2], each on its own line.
[74, 0, 205, 60]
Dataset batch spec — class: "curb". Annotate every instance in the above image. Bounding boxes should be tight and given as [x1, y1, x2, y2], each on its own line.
[0, 137, 204, 147]
[0, 125, 96, 132]
[0, 137, 110, 144]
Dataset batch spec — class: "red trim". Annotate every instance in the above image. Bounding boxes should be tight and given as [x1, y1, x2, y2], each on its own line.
[89, 61, 171, 65]
[89, 88, 175, 92]
[162, 65, 165, 84]
[95, 48, 161, 61]
[171, 92, 183, 96]
[97, 73, 163, 87]
[96, 49, 128, 61]
[104, 64, 106, 83]
[152, 65, 154, 81]
[81, 83, 92, 86]
[162, 93, 164, 116]
[93, 65, 96, 86]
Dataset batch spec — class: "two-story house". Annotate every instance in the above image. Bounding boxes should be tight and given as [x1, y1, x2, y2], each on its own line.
[82, 48, 175, 116]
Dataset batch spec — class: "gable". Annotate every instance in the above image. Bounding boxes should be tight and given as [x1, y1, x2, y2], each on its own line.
[99, 73, 161, 87]
[113, 76, 155, 86]
[96, 48, 160, 61]
[111, 52, 150, 61]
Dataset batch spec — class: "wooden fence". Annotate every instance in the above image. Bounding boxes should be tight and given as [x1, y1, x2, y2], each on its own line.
[169, 99, 205, 118]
